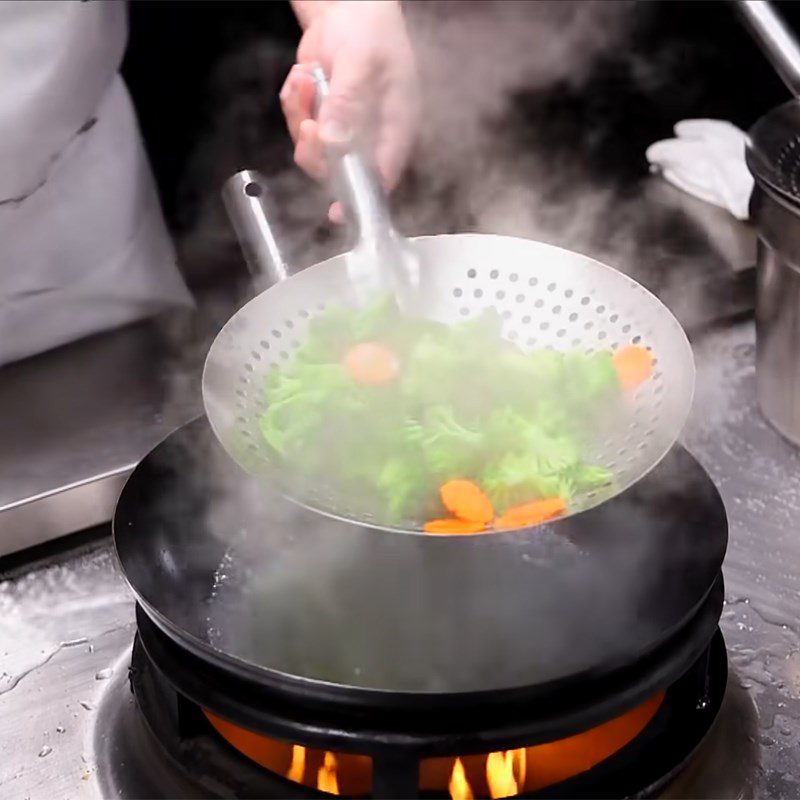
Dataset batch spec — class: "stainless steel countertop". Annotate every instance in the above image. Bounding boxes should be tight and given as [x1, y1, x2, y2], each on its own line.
[2, 317, 800, 798]
[0, 317, 203, 557]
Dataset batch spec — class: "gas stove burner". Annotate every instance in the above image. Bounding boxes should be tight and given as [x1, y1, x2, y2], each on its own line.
[127, 612, 727, 799]
[110, 418, 730, 798]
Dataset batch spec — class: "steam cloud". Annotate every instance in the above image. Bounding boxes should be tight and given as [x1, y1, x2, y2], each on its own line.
[138, 1, 723, 694]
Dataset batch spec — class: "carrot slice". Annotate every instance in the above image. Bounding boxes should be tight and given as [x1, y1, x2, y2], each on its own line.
[343, 342, 400, 385]
[424, 518, 487, 535]
[494, 497, 567, 530]
[440, 479, 495, 524]
[613, 345, 653, 391]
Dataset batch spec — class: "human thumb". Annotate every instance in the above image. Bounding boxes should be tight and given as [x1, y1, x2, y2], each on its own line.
[317, 54, 371, 148]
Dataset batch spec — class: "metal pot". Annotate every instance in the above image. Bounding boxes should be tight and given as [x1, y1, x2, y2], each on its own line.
[738, 1, 800, 443]
[750, 167, 800, 444]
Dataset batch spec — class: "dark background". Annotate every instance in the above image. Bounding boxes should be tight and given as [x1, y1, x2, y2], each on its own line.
[121, 0, 800, 281]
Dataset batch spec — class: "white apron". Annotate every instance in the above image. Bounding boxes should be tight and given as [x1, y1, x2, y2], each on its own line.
[0, 1, 192, 367]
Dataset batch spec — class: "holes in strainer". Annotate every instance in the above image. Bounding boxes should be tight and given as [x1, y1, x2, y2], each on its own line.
[245, 363, 254, 373]
[239, 375, 250, 384]
[291, 340, 301, 349]
[299, 309, 310, 319]
[581, 296, 590, 306]
[529, 277, 539, 287]
[496, 290, 506, 300]
[569, 312, 578, 322]
[280, 351, 289, 360]
[547, 282, 556, 292]
[534, 299, 544, 309]
[622, 324, 632, 333]
[285, 320, 295, 329]
[467, 268, 477, 278]
[584, 321, 594, 330]
[552, 305, 562, 314]
[502, 310, 512, 320]
[565, 289, 574, 298]
[598, 331, 607, 340]
[490, 269, 499, 279]
[609, 313, 619, 323]
[459, 307, 470, 316]
[522, 315, 532, 324]
[632, 334, 642, 345]
[453, 288, 463, 298]
[508, 330, 519, 341]
[235, 389, 246, 398]
[260, 340, 270, 350]
[557, 328, 566, 338]
[510, 273, 519, 282]
[596, 305, 606, 314]
[526, 337, 537, 347]
[539, 321, 550, 331]
[474, 288, 484, 298]
[571, 338, 581, 347]
[272, 329, 282, 339]
[516, 294, 525, 303]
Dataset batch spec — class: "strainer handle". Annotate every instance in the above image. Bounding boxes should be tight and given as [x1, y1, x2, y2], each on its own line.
[222, 171, 289, 288]
[309, 65, 394, 244]
[736, 0, 800, 97]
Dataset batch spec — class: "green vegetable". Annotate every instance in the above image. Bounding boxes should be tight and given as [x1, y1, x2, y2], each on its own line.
[258, 295, 617, 525]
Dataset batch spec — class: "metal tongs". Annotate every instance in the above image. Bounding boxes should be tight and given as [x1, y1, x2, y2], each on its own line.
[310, 66, 420, 312]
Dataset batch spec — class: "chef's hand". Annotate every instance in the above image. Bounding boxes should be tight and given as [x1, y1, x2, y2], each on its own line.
[283, 0, 419, 222]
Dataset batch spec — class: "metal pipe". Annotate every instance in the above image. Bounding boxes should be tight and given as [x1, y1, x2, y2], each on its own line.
[221, 170, 288, 288]
[736, 0, 800, 97]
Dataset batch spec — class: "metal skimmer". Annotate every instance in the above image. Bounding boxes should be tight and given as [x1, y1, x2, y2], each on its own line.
[203, 167, 694, 530]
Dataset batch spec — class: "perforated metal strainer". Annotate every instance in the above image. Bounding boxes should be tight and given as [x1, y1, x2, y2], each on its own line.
[203, 167, 694, 530]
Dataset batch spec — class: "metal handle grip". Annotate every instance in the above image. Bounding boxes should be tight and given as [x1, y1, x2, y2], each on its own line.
[221, 170, 289, 288]
[736, 0, 800, 97]
[310, 65, 393, 243]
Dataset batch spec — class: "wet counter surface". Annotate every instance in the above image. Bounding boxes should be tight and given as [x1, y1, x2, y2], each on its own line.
[0, 317, 799, 798]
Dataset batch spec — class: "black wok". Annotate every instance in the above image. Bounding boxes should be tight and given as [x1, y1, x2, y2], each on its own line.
[113, 417, 726, 712]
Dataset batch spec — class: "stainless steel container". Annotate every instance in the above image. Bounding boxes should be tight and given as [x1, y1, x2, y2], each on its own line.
[738, 1, 800, 442]
[751, 182, 800, 444]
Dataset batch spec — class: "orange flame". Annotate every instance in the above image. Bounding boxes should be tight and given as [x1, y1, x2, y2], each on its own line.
[449, 757, 474, 800]
[486, 749, 526, 798]
[511, 748, 526, 791]
[317, 751, 340, 795]
[286, 744, 306, 784]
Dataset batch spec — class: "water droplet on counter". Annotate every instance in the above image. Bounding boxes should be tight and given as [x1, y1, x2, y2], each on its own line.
[94, 669, 112, 681]
[59, 637, 88, 648]
[79, 700, 94, 711]
[38, 745, 52, 758]
[55, 726, 65, 734]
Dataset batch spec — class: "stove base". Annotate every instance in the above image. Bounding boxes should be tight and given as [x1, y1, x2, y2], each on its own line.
[120, 630, 729, 799]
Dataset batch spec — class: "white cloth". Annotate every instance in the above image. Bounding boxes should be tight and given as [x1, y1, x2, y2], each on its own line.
[645, 119, 754, 221]
[0, 1, 192, 367]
